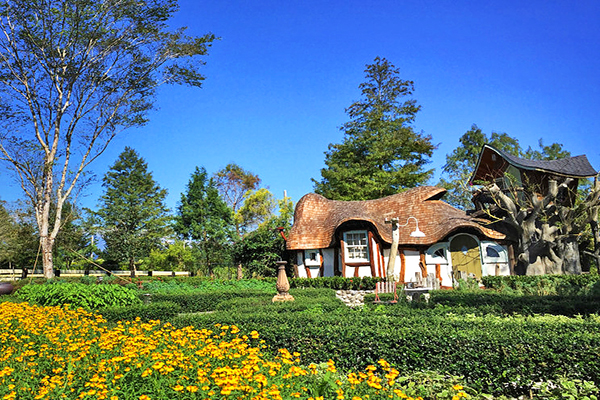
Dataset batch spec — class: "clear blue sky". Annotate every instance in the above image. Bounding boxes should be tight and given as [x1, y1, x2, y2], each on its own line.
[2, 0, 600, 212]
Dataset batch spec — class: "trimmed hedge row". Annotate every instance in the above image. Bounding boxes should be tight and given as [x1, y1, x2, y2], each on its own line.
[290, 276, 382, 290]
[214, 288, 345, 314]
[482, 274, 600, 295]
[99, 301, 182, 322]
[148, 289, 274, 313]
[171, 302, 600, 397]
[427, 290, 600, 316]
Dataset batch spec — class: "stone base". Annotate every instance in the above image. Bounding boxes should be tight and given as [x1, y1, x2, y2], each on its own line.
[272, 293, 295, 302]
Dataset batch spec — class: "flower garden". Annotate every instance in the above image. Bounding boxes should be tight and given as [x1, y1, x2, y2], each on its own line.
[1, 275, 600, 399]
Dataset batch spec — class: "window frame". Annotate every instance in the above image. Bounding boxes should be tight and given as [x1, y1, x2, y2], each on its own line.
[342, 230, 370, 263]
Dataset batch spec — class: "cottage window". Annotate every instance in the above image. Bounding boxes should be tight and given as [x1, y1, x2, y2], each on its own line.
[486, 247, 500, 258]
[304, 249, 321, 266]
[343, 231, 370, 262]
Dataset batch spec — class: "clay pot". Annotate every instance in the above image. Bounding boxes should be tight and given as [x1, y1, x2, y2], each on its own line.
[0, 282, 15, 295]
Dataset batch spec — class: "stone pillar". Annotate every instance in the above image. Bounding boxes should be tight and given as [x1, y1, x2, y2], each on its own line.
[272, 261, 295, 302]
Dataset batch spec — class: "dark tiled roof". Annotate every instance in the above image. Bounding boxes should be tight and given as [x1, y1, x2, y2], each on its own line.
[286, 186, 504, 250]
[471, 145, 597, 183]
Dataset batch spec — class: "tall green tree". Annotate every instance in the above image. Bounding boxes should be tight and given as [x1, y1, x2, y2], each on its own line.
[0, 200, 16, 267]
[439, 124, 523, 209]
[96, 147, 171, 274]
[235, 188, 276, 235]
[213, 163, 261, 235]
[439, 125, 572, 209]
[0, 0, 216, 278]
[0, 202, 39, 269]
[313, 57, 435, 200]
[175, 167, 234, 275]
[233, 194, 294, 277]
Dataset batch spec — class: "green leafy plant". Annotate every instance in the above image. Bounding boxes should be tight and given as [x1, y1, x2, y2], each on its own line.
[16, 282, 141, 310]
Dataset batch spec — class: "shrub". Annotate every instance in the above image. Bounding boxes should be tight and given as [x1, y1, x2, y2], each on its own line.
[16, 282, 141, 309]
[482, 274, 600, 295]
[172, 305, 600, 397]
[290, 276, 382, 290]
[150, 289, 272, 313]
[99, 301, 182, 322]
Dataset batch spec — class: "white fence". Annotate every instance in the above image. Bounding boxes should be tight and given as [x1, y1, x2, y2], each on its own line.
[0, 269, 191, 280]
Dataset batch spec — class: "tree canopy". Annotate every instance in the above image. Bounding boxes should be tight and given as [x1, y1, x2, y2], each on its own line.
[174, 166, 234, 275]
[313, 57, 435, 200]
[0, 0, 216, 277]
[439, 124, 571, 209]
[96, 147, 171, 273]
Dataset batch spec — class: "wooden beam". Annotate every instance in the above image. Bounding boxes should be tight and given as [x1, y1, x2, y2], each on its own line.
[399, 251, 406, 283]
[367, 231, 377, 278]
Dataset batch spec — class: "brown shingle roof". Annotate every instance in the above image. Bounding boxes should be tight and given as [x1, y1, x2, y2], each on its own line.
[287, 186, 504, 250]
[470, 144, 597, 184]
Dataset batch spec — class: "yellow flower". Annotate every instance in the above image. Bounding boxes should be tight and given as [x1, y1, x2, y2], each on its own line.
[173, 385, 184, 392]
[139, 396, 151, 400]
[453, 385, 463, 391]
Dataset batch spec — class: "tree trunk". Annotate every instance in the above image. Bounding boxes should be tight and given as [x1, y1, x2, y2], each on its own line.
[40, 235, 55, 279]
[129, 258, 136, 278]
[558, 235, 582, 274]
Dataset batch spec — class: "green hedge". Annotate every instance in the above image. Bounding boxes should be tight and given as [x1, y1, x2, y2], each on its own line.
[290, 276, 382, 290]
[171, 304, 600, 397]
[149, 289, 274, 313]
[482, 274, 600, 295]
[427, 290, 600, 316]
[99, 301, 182, 322]
[214, 288, 344, 314]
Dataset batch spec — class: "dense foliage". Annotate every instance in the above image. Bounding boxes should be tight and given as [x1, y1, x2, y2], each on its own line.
[7, 274, 600, 398]
[313, 57, 435, 200]
[0, 301, 477, 400]
[439, 124, 572, 209]
[174, 166, 235, 275]
[96, 147, 171, 272]
[481, 274, 600, 295]
[16, 282, 141, 310]
[173, 289, 600, 397]
[0, 0, 215, 277]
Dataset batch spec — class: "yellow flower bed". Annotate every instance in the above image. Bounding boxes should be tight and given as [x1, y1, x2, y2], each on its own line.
[0, 302, 469, 400]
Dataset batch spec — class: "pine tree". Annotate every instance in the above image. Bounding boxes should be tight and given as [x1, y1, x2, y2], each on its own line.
[313, 57, 435, 200]
[96, 147, 171, 274]
[175, 167, 234, 275]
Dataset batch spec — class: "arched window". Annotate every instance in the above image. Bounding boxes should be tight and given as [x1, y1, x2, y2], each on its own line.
[434, 248, 446, 260]
[486, 247, 500, 258]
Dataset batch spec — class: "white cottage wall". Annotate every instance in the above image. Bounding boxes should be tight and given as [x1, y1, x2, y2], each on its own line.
[402, 250, 423, 283]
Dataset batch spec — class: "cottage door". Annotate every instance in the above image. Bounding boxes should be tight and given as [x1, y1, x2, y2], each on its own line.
[449, 235, 482, 280]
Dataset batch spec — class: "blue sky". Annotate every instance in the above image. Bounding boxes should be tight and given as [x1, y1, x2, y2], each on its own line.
[2, 0, 600, 212]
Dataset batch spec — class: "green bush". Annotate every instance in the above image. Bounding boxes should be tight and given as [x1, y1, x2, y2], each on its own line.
[150, 289, 273, 313]
[99, 301, 181, 322]
[141, 278, 276, 294]
[16, 282, 141, 309]
[172, 304, 600, 397]
[214, 288, 344, 314]
[290, 276, 382, 290]
[427, 290, 600, 316]
[482, 274, 600, 296]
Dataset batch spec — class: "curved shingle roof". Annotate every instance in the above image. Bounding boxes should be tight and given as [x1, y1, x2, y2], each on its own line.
[470, 145, 597, 183]
[286, 186, 504, 250]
